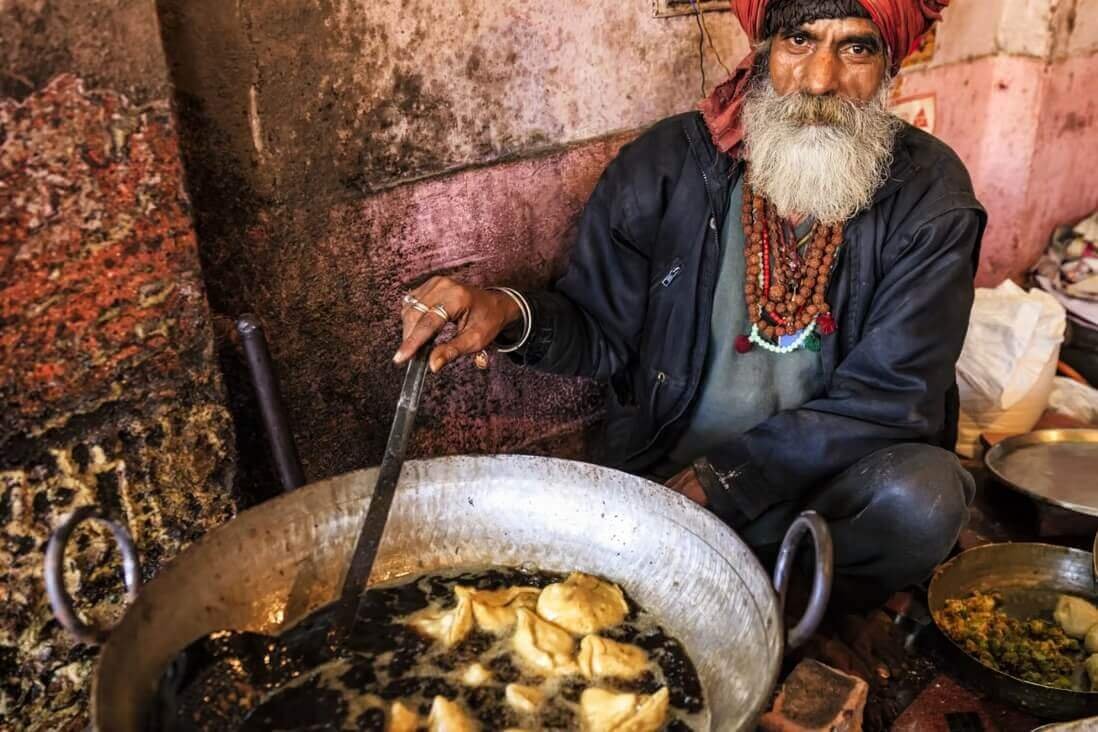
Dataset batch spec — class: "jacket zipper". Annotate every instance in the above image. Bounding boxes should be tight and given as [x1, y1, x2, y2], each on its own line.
[626, 127, 727, 464]
[651, 260, 683, 292]
[648, 370, 668, 415]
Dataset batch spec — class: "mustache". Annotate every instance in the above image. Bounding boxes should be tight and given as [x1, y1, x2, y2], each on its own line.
[776, 92, 866, 127]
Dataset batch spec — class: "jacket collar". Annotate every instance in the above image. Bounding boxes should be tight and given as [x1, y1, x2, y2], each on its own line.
[873, 124, 919, 204]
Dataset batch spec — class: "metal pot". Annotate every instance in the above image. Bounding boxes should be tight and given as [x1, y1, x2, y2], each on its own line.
[47, 455, 832, 731]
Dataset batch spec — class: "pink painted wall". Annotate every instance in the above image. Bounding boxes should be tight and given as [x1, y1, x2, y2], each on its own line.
[896, 0, 1098, 285]
[1028, 52, 1098, 261]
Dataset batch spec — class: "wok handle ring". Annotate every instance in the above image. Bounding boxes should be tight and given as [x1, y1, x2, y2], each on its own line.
[773, 510, 834, 650]
[44, 506, 142, 645]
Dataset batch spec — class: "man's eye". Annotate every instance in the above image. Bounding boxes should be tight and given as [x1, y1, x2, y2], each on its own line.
[790, 34, 809, 46]
[850, 44, 868, 55]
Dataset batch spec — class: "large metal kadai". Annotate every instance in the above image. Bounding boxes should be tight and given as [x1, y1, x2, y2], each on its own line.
[47, 455, 831, 731]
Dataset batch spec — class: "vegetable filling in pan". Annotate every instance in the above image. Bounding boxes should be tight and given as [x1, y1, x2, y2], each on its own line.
[935, 591, 1098, 691]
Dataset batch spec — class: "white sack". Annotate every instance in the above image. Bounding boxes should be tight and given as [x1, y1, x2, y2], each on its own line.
[956, 281, 1066, 457]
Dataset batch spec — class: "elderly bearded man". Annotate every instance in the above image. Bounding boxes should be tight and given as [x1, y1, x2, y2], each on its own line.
[394, 0, 984, 606]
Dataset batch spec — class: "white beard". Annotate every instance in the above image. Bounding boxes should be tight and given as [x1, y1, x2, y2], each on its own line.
[741, 76, 901, 224]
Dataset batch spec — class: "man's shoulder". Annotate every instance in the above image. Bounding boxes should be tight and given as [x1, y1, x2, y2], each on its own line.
[619, 112, 704, 164]
[603, 112, 708, 191]
[894, 123, 982, 210]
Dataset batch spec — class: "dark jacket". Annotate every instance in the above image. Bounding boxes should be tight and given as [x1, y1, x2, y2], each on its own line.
[513, 111, 985, 529]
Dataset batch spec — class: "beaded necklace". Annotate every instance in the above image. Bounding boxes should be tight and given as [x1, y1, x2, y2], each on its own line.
[736, 175, 842, 355]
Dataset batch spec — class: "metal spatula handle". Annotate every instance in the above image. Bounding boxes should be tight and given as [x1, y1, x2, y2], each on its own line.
[333, 346, 430, 635]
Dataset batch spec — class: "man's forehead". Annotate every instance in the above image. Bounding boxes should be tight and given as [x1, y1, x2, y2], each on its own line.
[791, 16, 883, 41]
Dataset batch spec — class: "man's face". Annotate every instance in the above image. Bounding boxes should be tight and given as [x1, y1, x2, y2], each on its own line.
[741, 14, 899, 223]
[767, 17, 887, 103]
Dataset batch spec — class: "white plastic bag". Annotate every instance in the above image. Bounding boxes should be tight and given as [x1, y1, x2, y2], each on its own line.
[955, 281, 1067, 457]
[1049, 377, 1098, 424]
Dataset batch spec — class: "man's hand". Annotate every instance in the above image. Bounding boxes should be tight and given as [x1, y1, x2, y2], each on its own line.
[393, 277, 523, 372]
[664, 466, 708, 506]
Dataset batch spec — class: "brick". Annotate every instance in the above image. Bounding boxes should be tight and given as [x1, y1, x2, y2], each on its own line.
[759, 659, 869, 732]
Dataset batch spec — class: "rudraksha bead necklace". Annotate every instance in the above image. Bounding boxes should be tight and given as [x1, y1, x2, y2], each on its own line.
[736, 175, 842, 355]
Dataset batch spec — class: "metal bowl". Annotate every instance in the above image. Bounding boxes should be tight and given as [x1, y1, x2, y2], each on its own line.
[47, 455, 830, 731]
[929, 542, 1098, 720]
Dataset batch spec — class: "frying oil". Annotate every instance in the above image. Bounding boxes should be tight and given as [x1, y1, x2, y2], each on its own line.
[154, 567, 709, 731]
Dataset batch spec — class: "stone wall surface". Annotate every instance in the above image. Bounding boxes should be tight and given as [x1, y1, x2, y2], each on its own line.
[0, 0, 172, 103]
[0, 74, 235, 730]
[156, 0, 745, 197]
[276, 134, 636, 480]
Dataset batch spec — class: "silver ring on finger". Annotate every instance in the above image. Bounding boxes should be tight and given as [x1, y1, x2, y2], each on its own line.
[402, 293, 420, 307]
[410, 301, 430, 314]
[429, 304, 450, 322]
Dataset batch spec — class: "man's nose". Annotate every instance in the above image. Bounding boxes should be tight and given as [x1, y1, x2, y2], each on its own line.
[800, 50, 841, 96]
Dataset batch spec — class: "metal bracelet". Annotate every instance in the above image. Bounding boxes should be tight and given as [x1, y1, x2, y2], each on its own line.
[488, 287, 532, 353]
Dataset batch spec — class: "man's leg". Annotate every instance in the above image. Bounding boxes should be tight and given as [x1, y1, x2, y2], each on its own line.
[740, 443, 975, 608]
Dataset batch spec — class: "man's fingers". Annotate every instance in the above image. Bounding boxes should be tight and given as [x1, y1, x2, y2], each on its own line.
[394, 311, 447, 364]
[665, 468, 690, 491]
[395, 279, 472, 363]
[428, 327, 489, 373]
[401, 304, 424, 341]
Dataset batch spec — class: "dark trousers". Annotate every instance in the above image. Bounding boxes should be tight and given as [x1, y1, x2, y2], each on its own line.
[737, 443, 976, 609]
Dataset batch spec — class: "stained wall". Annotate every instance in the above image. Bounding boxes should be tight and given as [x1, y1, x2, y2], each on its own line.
[3, 0, 1097, 726]
[156, 0, 747, 483]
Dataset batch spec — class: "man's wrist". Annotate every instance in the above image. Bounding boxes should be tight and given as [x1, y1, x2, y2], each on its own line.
[487, 287, 532, 352]
[491, 289, 523, 327]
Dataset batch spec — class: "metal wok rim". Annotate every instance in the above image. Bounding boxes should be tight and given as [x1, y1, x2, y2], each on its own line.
[90, 455, 786, 731]
[929, 542, 1098, 697]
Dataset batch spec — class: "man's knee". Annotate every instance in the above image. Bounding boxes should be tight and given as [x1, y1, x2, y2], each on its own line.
[859, 444, 974, 581]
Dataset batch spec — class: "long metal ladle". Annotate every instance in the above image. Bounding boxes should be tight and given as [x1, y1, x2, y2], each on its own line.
[331, 345, 430, 639]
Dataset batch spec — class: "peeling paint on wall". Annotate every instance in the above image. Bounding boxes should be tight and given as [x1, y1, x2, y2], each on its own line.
[898, 0, 1098, 285]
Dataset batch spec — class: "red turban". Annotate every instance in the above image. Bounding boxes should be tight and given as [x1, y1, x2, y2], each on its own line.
[700, 0, 948, 155]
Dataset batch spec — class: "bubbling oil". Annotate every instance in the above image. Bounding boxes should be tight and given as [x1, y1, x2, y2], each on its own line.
[151, 567, 708, 731]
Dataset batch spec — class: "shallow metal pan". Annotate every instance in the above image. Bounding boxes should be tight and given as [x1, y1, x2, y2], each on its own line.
[985, 430, 1098, 516]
